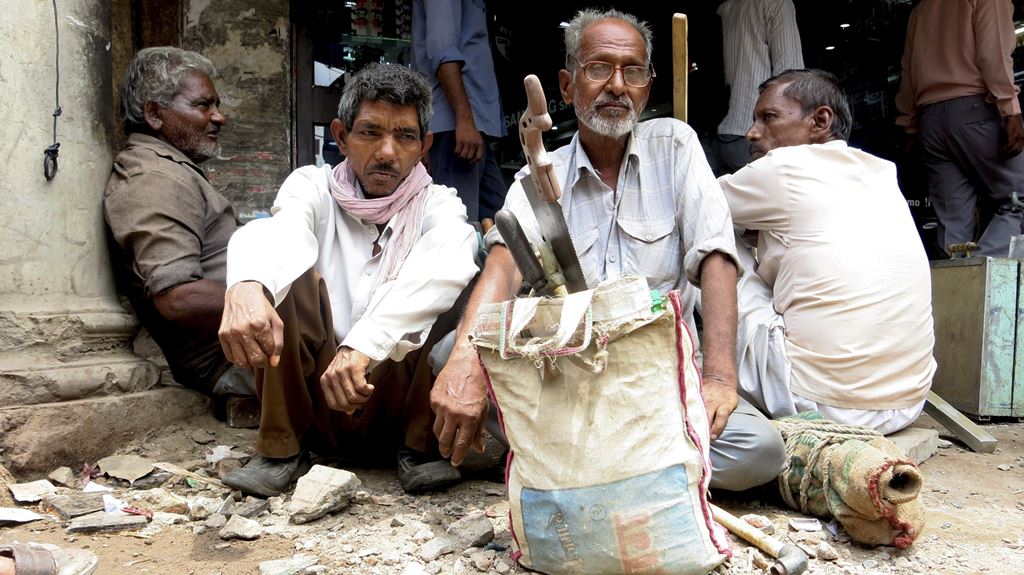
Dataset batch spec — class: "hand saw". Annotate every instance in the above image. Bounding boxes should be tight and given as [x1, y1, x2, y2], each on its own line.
[515, 74, 588, 293]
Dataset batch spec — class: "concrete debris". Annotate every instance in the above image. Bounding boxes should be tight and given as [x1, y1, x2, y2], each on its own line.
[231, 497, 270, 519]
[815, 540, 839, 556]
[740, 513, 775, 535]
[189, 496, 223, 521]
[97, 454, 156, 484]
[258, 553, 318, 575]
[391, 514, 409, 527]
[445, 510, 495, 549]
[190, 429, 216, 445]
[8, 479, 57, 502]
[418, 535, 456, 561]
[401, 563, 429, 575]
[287, 465, 361, 525]
[219, 513, 262, 540]
[128, 488, 189, 515]
[997, 463, 1013, 471]
[67, 510, 149, 533]
[152, 511, 189, 525]
[48, 466, 78, 488]
[205, 513, 228, 528]
[469, 550, 495, 571]
[41, 492, 105, 520]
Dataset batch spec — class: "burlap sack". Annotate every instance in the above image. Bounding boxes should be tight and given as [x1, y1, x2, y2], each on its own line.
[776, 413, 925, 548]
[472, 276, 730, 575]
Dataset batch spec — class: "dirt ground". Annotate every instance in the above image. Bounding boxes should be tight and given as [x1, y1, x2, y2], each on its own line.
[2, 413, 1023, 575]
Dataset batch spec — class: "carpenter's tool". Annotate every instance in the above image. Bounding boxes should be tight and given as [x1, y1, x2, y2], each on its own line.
[516, 75, 588, 293]
[947, 241, 978, 258]
[495, 209, 556, 295]
[711, 504, 808, 575]
[672, 13, 688, 123]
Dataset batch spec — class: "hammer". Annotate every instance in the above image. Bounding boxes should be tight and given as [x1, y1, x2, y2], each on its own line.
[711, 504, 808, 575]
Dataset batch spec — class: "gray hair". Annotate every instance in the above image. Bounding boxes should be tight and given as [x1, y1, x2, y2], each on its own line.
[564, 9, 654, 70]
[121, 46, 216, 133]
[759, 69, 853, 141]
[337, 64, 432, 138]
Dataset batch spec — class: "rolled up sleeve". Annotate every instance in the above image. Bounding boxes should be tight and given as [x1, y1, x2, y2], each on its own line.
[423, 0, 466, 72]
[104, 171, 207, 297]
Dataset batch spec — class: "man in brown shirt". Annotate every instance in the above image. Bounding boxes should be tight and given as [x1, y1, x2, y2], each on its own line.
[104, 47, 253, 397]
[896, 0, 1024, 257]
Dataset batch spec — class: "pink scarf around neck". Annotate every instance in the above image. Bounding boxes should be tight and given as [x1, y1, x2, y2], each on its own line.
[328, 159, 431, 288]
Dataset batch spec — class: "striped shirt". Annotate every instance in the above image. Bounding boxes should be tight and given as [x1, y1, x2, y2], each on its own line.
[485, 118, 743, 334]
[717, 0, 805, 136]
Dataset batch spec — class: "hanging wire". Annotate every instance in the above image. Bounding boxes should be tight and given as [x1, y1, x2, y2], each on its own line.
[43, 0, 61, 181]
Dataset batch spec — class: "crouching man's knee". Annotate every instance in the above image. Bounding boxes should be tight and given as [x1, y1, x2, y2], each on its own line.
[708, 399, 786, 492]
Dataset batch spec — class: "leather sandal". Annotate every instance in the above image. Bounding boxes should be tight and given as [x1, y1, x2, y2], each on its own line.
[0, 542, 97, 575]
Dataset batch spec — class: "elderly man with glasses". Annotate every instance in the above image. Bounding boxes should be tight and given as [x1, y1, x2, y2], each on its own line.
[431, 8, 785, 493]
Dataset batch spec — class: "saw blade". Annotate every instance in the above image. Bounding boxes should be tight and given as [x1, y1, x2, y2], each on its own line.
[520, 174, 589, 293]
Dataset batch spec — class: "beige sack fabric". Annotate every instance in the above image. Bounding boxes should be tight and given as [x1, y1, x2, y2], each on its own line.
[775, 413, 925, 548]
[472, 276, 730, 574]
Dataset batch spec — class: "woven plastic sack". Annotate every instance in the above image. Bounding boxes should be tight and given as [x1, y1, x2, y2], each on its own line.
[471, 276, 730, 574]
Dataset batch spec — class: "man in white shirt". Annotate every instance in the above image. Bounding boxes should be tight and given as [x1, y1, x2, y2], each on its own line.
[432, 8, 787, 492]
[217, 64, 479, 496]
[719, 69, 936, 434]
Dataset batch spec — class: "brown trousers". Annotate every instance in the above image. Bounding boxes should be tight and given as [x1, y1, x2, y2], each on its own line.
[253, 269, 446, 462]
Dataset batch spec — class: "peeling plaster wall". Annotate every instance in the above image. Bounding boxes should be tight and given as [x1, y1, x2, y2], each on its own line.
[183, 0, 292, 220]
[0, 0, 116, 301]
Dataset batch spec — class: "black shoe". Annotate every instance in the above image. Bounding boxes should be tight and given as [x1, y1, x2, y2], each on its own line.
[222, 451, 311, 497]
[396, 447, 462, 494]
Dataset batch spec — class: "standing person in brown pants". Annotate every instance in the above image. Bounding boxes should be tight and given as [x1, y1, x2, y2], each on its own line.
[217, 64, 479, 496]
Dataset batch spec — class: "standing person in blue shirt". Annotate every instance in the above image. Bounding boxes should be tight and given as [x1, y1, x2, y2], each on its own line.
[413, 0, 506, 223]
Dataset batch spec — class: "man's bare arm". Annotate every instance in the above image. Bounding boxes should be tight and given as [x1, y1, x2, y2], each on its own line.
[437, 61, 484, 162]
[431, 245, 522, 465]
[698, 252, 739, 440]
[153, 279, 226, 332]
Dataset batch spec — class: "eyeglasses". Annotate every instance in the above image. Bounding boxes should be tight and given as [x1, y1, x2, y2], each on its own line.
[571, 57, 655, 88]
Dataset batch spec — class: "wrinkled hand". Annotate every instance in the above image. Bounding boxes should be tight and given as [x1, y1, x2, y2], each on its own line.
[702, 373, 738, 441]
[320, 346, 373, 414]
[219, 281, 283, 369]
[430, 345, 488, 466]
[1001, 114, 1024, 159]
[454, 119, 484, 163]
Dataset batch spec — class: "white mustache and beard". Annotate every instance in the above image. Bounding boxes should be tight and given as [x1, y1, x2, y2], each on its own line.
[576, 93, 637, 138]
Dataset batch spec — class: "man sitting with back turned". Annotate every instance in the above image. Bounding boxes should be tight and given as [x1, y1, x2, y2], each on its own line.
[431, 8, 786, 493]
[217, 64, 478, 496]
[104, 47, 255, 399]
[719, 69, 936, 434]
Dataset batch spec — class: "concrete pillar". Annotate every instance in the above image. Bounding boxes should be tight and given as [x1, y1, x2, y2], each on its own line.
[0, 0, 209, 476]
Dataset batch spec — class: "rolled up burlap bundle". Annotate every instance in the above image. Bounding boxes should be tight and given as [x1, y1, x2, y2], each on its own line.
[775, 413, 925, 548]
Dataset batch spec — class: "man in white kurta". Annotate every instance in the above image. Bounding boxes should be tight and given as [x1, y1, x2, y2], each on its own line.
[719, 69, 935, 434]
[217, 64, 478, 497]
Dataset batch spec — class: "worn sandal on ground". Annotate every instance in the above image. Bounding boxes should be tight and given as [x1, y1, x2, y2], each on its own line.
[396, 447, 462, 494]
[0, 542, 97, 575]
[221, 450, 311, 497]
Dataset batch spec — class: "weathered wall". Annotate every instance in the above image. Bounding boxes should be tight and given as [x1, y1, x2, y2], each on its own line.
[0, 0, 207, 477]
[182, 0, 292, 220]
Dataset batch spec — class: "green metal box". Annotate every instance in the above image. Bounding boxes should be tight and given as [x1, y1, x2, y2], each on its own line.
[930, 257, 1022, 418]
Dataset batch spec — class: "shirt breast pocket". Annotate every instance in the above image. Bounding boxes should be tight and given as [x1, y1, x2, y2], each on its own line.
[617, 217, 680, 287]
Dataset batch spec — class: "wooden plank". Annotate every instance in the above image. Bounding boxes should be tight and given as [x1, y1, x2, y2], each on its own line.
[153, 462, 228, 490]
[924, 391, 997, 453]
[672, 14, 687, 123]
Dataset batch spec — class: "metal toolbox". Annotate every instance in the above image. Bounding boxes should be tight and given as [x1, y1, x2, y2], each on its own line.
[930, 257, 1023, 418]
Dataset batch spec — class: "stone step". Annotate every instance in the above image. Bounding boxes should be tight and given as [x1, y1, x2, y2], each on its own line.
[0, 387, 211, 476]
[0, 351, 161, 407]
[887, 426, 941, 465]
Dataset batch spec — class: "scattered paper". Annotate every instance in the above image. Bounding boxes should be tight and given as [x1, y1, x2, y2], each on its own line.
[103, 493, 125, 513]
[8, 479, 56, 503]
[83, 481, 113, 493]
[0, 507, 45, 524]
[206, 445, 249, 464]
